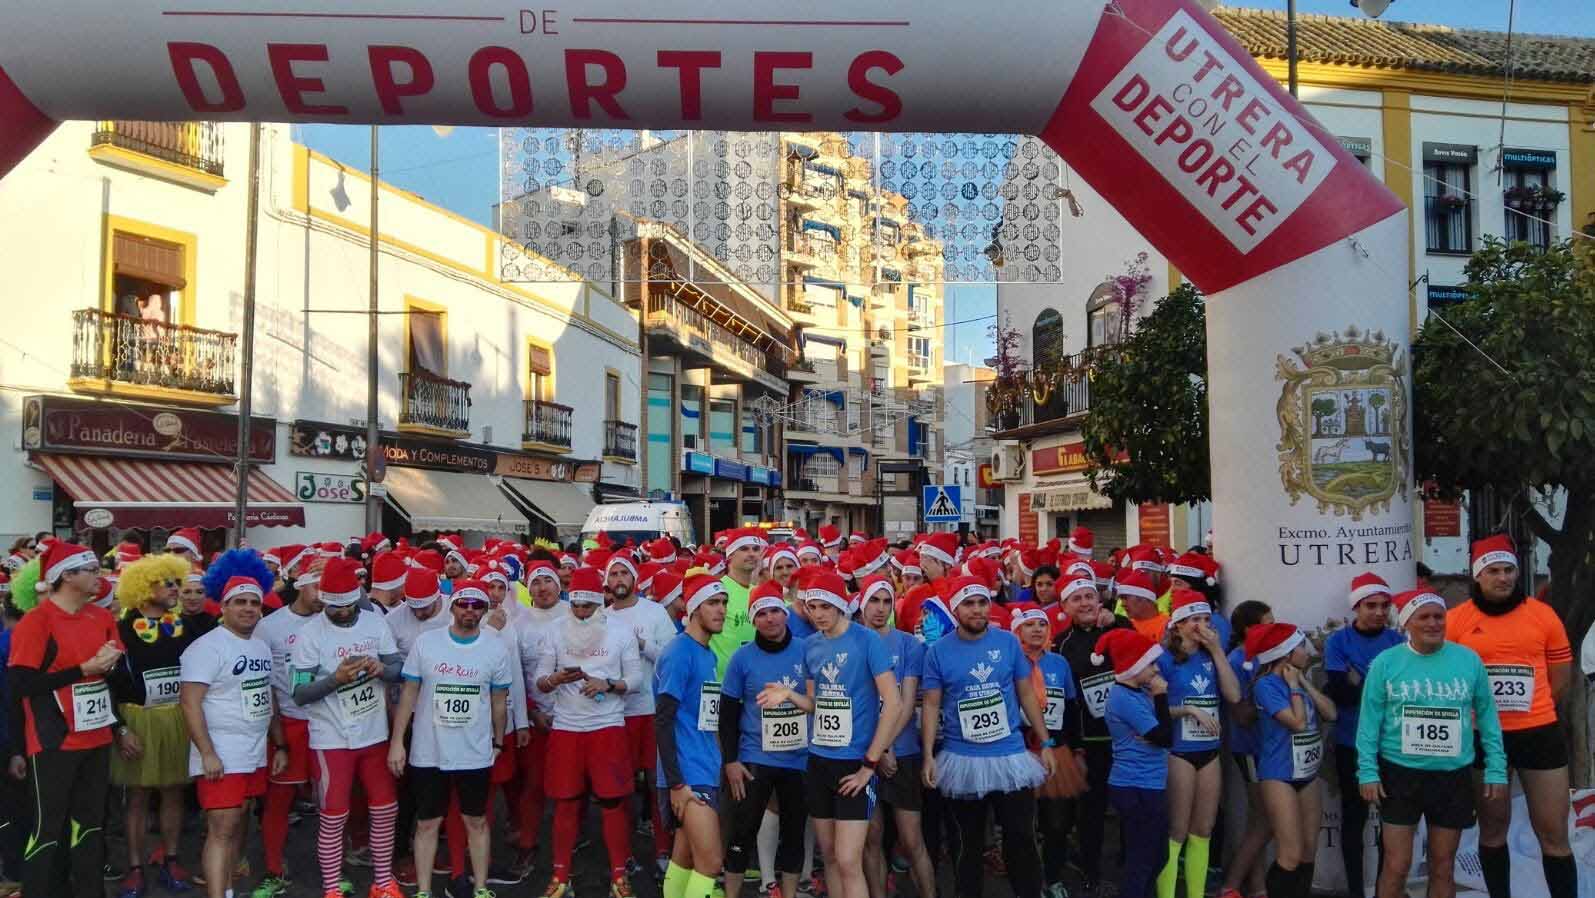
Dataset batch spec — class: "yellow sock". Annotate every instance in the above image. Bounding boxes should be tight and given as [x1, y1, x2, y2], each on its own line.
[664, 862, 692, 898]
[686, 870, 720, 898]
[1184, 835, 1211, 898]
[1156, 839, 1184, 898]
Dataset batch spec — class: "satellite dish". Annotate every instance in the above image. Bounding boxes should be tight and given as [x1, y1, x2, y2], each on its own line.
[1351, 0, 1393, 18]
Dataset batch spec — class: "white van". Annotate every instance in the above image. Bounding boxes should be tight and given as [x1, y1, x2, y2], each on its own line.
[582, 501, 696, 547]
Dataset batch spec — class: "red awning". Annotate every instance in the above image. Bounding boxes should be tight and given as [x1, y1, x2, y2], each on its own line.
[34, 453, 306, 530]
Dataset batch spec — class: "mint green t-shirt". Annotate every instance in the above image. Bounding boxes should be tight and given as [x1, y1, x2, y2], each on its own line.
[709, 576, 754, 678]
[1356, 640, 1506, 785]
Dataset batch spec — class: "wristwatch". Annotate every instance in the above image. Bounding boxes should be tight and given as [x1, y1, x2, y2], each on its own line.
[860, 756, 879, 770]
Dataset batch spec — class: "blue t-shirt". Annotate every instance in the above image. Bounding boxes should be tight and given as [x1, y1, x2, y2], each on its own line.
[1323, 624, 1402, 747]
[787, 609, 817, 641]
[1254, 672, 1323, 783]
[922, 627, 1032, 757]
[1032, 651, 1077, 737]
[1225, 646, 1258, 756]
[653, 633, 723, 787]
[723, 636, 810, 770]
[1157, 650, 1224, 753]
[803, 623, 893, 760]
[1105, 683, 1167, 789]
[879, 629, 926, 758]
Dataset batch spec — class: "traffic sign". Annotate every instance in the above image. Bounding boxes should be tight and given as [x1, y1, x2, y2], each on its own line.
[922, 484, 962, 522]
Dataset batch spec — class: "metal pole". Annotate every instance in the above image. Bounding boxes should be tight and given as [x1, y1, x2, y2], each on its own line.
[1286, 0, 1299, 97]
[364, 126, 383, 532]
[232, 123, 262, 548]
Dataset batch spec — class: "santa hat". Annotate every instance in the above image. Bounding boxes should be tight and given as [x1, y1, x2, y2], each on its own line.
[436, 534, 462, 553]
[114, 541, 143, 568]
[369, 552, 408, 591]
[636, 562, 661, 596]
[894, 550, 923, 578]
[403, 569, 441, 608]
[1009, 603, 1050, 632]
[317, 541, 345, 559]
[556, 551, 579, 570]
[1114, 570, 1158, 605]
[848, 532, 868, 546]
[283, 544, 316, 575]
[849, 538, 890, 578]
[43, 541, 98, 585]
[93, 576, 115, 609]
[693, 549, 725, 577]
[724, 527, 768, 555]
[1168, 588, 1211, 625]
[481, 563, 510, 589]
[796, 541, 823, 562]
[166, 528, 202, 557]
[941, 574, 991, 611]
[800, 570, 851, 613]
[652, 571, 685, 608]
[1016, 545, 1058, 580]
[971, 541, 1003, 561]
[1167, 552, 1218, 587]
[525, 560, 559, 585]
[684, 573, 728, 617]
[606, 552, 638, 580]
[857, 574, 894, 607]
[1470, 534, 1518, 578]
[1091, 629, 1163, 682]
[963, 556, 1001, 591]
[1348, 572, 1391, 609]
[186, 570, 205, 585]
[1244, 622, 1305, 669]
[764, 544, 799, 570]
[318, 557, 364, 607]
[567, 568, 605, 605]
[749, 580, 788, 618]
[221, 575, 263, 604]
[450, 579, 491, 606]
[918, 532, 960, 568]
[1125, 545, 1164, 575]
[1068, 526, 1094, 558]
[818, 524, 844, 548]
[360, 531, 391, 556]
[444, 548, 469, 570]
[1393, 588, 1447, 628]
[645, 538, 678, 565]
[1059, 576, 1099, 603]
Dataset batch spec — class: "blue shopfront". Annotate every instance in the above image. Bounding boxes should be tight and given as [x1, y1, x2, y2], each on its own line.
[680, 450, 782, 540]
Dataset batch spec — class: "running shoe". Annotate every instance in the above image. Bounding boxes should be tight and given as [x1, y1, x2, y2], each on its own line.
[320, 890, 345, 898]
[395, 857, 419, 888]
[1044, 883, 1069, 898]
[115, 866, 145, 898]
[105, 862, 125, 881]
[609, 876, 635, 898]
[541, 880, 571, 898]
[473, 890, 497, 898]
[510, 848, 539, 881]
[368, 879, 405, 898]
[445, 874, 475, 898]
[486, 863, 524, 885]
[1214, 890, 1242, 898]
[346, 846, 373, 868]
[655, 853, 670, 878]
[160, 859, 196, 892]
[764, 883, 784, 898]
[434, 856, 454, 875]
[251, 875, 291, 898]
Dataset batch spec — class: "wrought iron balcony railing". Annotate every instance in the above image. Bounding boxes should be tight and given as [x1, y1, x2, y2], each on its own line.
[524, 399, 574, 451]
[91, 121, 225, 176]
[70, 307, 237, 398]
[399, 368, 472, 434]
[604, 419, 638, 461]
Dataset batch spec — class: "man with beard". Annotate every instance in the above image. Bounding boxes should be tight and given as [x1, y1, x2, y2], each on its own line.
[921, 576, 1053, 898]
[655, 574, 730, 898]
[603, 552, 679, 864]
[382, 568, 451, 888]
[1445, 535, 1576, 898]
[367, 554, 409, 613]
[289, 558, 405, 898]
[180, 575, 284, 898]
[506, 561, 572, 878]
[712, 529, 768, 677]
[532, 567, 643, 898]
[388, 580, 512, 898]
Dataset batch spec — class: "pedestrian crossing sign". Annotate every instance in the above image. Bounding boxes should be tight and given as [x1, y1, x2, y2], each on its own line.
[923, 485, 962, 522]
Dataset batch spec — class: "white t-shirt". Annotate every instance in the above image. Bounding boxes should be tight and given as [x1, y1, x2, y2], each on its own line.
[289, 611, 398, 751]
[401, 627, 514, 771]
[386, 601, 450, 659]
[516, 603, 570, 717]
[532, 610, 641, 733]
[484, 616, 530, 731]
[180, 626, 275, 776]
[254, 606, 318, 721]
[604, 599, 678, 717]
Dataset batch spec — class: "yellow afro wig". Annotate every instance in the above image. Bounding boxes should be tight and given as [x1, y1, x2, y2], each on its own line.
[117, 553, 192, 611]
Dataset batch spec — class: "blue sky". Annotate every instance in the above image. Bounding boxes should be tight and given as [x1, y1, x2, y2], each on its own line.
[296, 0, 1593, 365]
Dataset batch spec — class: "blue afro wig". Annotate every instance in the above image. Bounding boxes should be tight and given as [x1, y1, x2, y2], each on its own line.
[202, 548, 274, 600]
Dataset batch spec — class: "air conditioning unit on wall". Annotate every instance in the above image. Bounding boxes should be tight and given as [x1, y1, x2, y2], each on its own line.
[990, 443, 1025, 481]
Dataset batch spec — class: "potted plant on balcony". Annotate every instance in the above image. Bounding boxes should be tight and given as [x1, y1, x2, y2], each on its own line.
[1531, 185, 1565, 214]
[1438, 193, 1469, 211]
[984, 312, 1029, 431]
[1504, 185, 1536, 211]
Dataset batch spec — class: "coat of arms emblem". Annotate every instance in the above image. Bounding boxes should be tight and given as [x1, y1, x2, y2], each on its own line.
[1275, 325, 1409, 520]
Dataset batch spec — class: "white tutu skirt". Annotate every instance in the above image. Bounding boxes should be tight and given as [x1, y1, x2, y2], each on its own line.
[933, 748, 1046, 799]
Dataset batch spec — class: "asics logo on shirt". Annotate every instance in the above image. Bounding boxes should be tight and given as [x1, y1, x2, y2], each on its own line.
[970, 662, 995, 684]
[1384, 677, 1471, 702]
[232, 656, 271, 675]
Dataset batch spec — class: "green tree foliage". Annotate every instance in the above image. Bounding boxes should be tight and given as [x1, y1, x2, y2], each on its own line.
[1414, 237, 1595, 643]
[1081, 282, 1210, 506]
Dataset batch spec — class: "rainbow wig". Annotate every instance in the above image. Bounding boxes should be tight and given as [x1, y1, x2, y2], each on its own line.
[117, 553, 192, 612]
[202, 548, 273, 600]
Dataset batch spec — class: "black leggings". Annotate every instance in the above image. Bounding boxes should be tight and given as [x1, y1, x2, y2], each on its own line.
[922, 784, 959, 865]
[23, 746, 110, 898]
[0, 767, 24, 878]
[949, 789, 1042, 898]
[1060, 740, 1112, 882]
[1037, 797, 1070, 886]
[1335, 743, 1380, 898]
[724, 764, 808, 876]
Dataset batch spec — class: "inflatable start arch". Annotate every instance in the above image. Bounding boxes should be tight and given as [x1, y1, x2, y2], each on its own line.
[0, 0, 1416, 624]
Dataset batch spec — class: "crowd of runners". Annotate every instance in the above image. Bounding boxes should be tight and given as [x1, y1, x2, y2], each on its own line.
[0, 523, 1586, 898]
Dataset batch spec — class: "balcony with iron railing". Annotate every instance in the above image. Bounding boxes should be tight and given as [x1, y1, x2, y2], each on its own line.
[604, 419, 638, 462]
[645, 291, 788, 391]
[89, 121, 227, 190]
[987, 348, 1102, 436]
[399, 368, 472, 438]
[523, 399, 574, 452]
[69, 308, 239, 407]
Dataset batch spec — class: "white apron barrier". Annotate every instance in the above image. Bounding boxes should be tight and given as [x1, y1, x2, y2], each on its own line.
[0, 0, 1411, 625]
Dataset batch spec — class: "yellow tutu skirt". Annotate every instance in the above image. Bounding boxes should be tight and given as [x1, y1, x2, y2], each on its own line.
[110, 703, 191, 788]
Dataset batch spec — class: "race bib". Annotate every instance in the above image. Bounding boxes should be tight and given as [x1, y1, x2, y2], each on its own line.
[1486, 665, 1534, 714]
[698, 683, 721, 732]
[1180, 695, 1221, 743]
[241, 677, 273, 722]
[1290, 730, 1323, 780]
[142, 666, 181, 708]
[433, 683, 481, 728]
[1043, 687, 1068, 731]
[957, 693, 1011, 744]
[71, 681, 114, 732]
[1400, 706, 1461, 758]
[760, 705, 807, 752]
[336, 678, 381, 719]
[1082, 672, 1114, 719]
[813, 695, 853, 748]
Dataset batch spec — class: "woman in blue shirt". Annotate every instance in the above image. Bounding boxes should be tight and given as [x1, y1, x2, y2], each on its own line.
[1246, 622, 1336, 898]
[1097, 628, 1174, 898]
[1217, 601, 1275, 898]
[1155, 591, 1240, 898]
